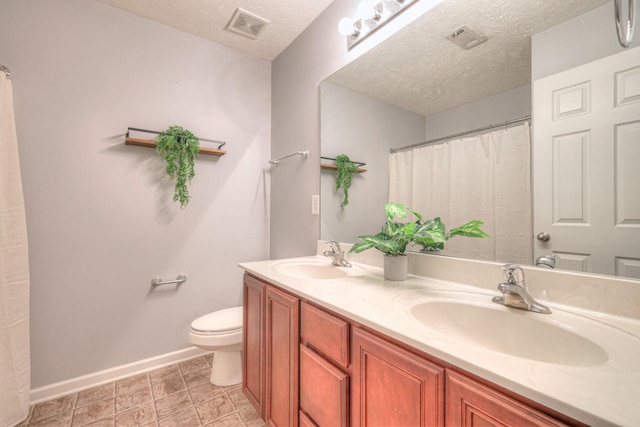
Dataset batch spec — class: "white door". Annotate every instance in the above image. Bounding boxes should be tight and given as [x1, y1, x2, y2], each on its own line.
[533, 47, 640, 279]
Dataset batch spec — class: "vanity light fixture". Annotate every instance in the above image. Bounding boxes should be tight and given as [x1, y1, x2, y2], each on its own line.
[339, 0, 417, 49]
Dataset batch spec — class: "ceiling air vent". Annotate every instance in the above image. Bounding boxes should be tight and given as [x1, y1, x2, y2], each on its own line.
[226, 8, 270, 40]
[446, 25, 488, 49]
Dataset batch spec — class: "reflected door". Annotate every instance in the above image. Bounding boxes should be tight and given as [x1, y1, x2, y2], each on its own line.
[533, 47, 640, 279]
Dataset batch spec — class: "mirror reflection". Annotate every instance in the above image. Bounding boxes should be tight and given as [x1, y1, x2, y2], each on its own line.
[320, 0, 640, 280]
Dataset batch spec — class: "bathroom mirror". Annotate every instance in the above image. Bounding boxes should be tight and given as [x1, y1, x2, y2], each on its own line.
[320, 0, 640, 280]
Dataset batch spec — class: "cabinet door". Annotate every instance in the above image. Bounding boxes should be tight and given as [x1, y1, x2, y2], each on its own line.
[243, 274, 265, 417]
[300, 344, 349, 427]
[445, 371, 572, 427]
[265, 286, 300, 427]
[351, 328, 444, 427]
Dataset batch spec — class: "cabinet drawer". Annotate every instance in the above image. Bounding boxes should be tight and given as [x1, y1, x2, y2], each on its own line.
[300, 345, 349, 427]
[301, 301, 349, 368]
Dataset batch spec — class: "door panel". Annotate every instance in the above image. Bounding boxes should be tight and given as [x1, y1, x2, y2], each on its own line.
[533, 48, 640, 279]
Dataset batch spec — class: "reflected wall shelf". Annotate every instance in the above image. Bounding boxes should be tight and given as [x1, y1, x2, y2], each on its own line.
[320, 156, 367, 173]
[125, 127, 227, 156]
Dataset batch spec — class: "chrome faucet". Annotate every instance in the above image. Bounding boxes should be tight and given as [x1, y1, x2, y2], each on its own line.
[492, 264, 551, 314]
[323, 241, 352, 267]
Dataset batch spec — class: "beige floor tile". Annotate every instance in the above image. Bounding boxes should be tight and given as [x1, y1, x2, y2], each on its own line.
[77, 383, 115, 407]
[182, 368, 210, 389]
[148, 365, 181, 384]
[31, 395, 76, 421]
[157, 407, 200, 427]
[187, 383, 225, 405]
[115, 402, 157, 427]
[155, 390, 192, 419]
[28, 411, 73, 427]
[152, 375, 186, 400]
[116, 374, 149, 395]
[238, 406, 265, 427]
[195, 395, 235, 425]
[178, 357, 210, 375]
[72, 397, 115, 427]
[116, 386, 153, 412]
[84, 416, 115, 427]
[225, 388, 250, 410]
[204, 354, 213, 367]
[25, 357, 265, 427]
[203, 412, 244, 426]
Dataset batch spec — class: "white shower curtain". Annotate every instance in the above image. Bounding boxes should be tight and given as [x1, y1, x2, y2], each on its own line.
[389, 123, 532, 264]
[0, 75, 31, 426]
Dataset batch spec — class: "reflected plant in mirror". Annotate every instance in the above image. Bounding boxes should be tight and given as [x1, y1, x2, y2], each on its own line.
[335, 154, 359, 209]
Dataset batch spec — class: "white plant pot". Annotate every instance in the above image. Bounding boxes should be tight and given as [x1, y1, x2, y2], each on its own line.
[384, 254, 408, 281]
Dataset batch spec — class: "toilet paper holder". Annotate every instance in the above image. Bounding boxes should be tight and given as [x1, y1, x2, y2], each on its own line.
[151, 274, 187, 287]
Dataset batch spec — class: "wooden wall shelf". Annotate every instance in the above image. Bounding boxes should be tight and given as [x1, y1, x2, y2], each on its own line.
[320, 156, 367, 173]
[125, 137, 227, 156]
[320, 163, 367, 173]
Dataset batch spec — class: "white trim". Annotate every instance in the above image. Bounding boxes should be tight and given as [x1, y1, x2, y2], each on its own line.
[30, 347, 211, 404]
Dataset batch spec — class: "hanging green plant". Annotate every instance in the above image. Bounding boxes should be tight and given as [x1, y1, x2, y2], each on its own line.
[156, 125, 199, 209]
[335, 154, 359, 209]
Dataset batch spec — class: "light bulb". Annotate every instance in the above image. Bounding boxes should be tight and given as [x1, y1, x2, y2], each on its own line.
[338, 17, 357, 36]
[358, 0, 377, 17]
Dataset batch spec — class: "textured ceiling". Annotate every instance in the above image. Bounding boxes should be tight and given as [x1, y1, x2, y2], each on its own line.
[96, 0, 335, 61]
[328, 0, 610, 116]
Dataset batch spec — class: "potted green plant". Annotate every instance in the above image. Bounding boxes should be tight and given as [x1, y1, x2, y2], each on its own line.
[349, 203, 488, 280]
[335, 154, 359, 209]
[156, 125, 199, 209]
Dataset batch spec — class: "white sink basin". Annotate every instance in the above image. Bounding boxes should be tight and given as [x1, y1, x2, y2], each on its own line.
[393, 290, 635, 367]
[411, 299, 607, 366]
[269, 259, 364, 280]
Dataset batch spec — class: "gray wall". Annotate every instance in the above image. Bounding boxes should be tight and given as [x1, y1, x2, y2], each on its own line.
[320, 82, 426, 243]
[270, 0, 360, 259]
[0, 0, 271, 387]
[424, 85, 532, 141]
[532, 3, 640, 80]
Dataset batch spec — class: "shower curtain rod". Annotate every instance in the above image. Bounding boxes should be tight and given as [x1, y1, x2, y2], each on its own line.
[390, 115, 531, 153]
[1, 64, 10, 79]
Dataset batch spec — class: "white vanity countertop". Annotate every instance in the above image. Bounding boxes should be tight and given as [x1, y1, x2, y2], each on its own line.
[238, 255, 640, 427]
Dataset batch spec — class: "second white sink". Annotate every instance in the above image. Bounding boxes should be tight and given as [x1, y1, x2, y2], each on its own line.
[410, 299, 608, 366]
[393, 289, 640, 367]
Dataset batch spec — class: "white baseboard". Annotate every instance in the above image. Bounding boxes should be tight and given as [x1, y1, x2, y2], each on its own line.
[30, 347, 211, 404]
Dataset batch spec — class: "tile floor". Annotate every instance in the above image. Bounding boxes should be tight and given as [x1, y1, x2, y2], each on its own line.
[16, 355, 265, 427]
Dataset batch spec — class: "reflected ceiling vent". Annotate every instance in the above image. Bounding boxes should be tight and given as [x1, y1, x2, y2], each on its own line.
[446, 25, 488, 49]
[226, 8, 270, 40]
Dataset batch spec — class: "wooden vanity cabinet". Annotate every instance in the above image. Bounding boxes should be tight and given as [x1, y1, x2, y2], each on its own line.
[445, 371, 573, 427]
[265, 285, 300, 427]
[243, 273, 583, 427]
[243, 274, 300, 427]
[299, 302, 350, 427]
[243, 274, 265, 416]
[351, 327, 445, 427]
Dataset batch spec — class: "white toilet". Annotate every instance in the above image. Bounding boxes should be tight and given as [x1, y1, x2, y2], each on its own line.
[189, 306, 243, 386]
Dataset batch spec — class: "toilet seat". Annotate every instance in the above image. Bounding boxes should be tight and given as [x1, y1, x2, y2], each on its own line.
[191, 306, 243, 334]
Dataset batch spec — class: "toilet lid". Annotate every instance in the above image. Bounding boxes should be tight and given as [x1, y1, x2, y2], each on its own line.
[191, 306, 243, 333]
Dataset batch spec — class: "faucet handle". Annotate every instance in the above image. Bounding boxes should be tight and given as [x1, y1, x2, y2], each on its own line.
[328, 241, 342, 254]
[501, 264, 525, 287]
